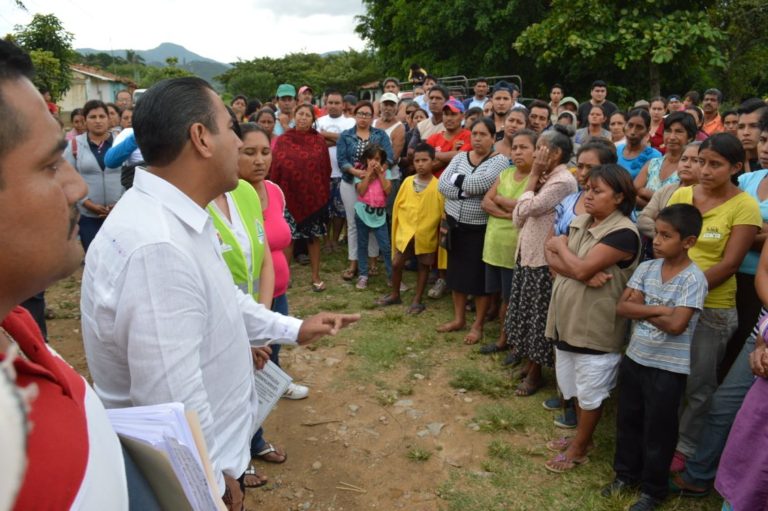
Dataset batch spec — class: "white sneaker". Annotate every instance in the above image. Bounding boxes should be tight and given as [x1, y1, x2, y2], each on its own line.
[282, 383, 309, 400]
[427, 278, 447, 299]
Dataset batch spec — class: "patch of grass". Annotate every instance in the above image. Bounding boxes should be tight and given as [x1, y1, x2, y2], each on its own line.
[449, 366, 513, 398]
[474, 404, 526, 432]
[396, 383, 414, 396]
[487, 439, 514, 460]
[406, 447, 432, 462]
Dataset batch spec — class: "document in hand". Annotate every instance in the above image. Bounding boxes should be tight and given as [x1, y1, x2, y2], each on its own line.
[253, 360, 292, 430]
[108, 402, 226, 511]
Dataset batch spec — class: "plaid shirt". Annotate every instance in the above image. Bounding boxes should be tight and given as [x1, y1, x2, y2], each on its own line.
[438, 152, 508, 225]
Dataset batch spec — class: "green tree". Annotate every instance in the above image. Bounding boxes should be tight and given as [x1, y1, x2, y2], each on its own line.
[14, 13, 75, 100]
[139, 61, 193, 88]
[355, 0, 546, 91]
[216, 50, 384, 101]
[28, 49, 66, 99]
[515, 0, 725, 97]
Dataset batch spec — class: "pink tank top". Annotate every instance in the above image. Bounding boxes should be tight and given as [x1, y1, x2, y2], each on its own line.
[263, 180, 292, 297]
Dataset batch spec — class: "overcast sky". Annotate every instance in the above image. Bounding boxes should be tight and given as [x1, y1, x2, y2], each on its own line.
[1, 0, 367, 63]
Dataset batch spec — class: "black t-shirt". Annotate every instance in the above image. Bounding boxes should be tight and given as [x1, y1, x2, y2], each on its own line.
[600, 228, 639, 268]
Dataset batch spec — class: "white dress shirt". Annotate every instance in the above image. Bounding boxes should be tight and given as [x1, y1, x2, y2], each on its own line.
[80, 168, 302, 493]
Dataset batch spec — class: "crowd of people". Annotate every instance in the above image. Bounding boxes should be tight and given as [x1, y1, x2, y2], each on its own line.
[3, 34, 768, 511]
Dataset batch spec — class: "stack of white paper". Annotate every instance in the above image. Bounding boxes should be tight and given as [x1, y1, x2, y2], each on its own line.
[108, 403, 222, 511]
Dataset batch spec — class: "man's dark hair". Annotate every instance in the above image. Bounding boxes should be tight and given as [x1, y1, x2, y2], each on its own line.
[665, 111, 698, 140]
[657, 204, 703, 239]
[529, 99, 552, 117]
[492, 80, 517, 96]
[737, 97, 768, 116]
[703, 88, 723, 103]
[577, 138, 618, 164]
[551, 83, 564, 92]
[412, 142, 436, 159]
[70, 108, 84, 122]
[586, 164, 637, 217]
[133, 77, 218, 167]
[83, 99, 108, 118]
[722, 109, 738, 121]
[325, 88, 343, 100]
[591, 80, 607, 90]
[475, 77, 488, 85]
[0, 40, 35, 166]
[428, 85, 449, 101]
[423, 74, 438, 83]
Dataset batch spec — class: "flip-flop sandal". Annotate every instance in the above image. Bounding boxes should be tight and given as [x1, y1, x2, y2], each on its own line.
[406, 303, 426, 315]
[341, 268, 357, 281]
[375, 294, 402, 306]
[255, 443, 287, 464]
[544, 452, 589, 473]
[515, 379, 544, 397]
[243, 464, 268, 488]
[312, 281, 326, 293]
[545, 437, 596, 453]
[463, 328, 483, 345]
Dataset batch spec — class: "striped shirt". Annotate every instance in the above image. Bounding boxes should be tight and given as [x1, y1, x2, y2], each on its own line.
[625, 259, 708, 374]
[438, 152, 508, 225]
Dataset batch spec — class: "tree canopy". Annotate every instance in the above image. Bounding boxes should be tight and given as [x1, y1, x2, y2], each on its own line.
[356, 0, 767, 105]
[216, 50, 384, 102]
[12, 13, 75, 100]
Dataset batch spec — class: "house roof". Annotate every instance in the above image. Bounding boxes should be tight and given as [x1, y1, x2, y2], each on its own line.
[70, 64, 137, 88]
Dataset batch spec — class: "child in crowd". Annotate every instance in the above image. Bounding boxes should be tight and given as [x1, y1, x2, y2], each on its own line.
[354, 144, 393, 290]
[378, 143, 444, 313]
[602, 204, 708, 511]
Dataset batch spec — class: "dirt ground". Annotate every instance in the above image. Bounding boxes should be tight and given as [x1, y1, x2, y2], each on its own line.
[46, 269, 508, 511]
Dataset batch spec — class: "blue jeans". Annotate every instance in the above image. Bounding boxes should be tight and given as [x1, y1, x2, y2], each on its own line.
[682, 335, 757, 487]
[78, 215, 105, 252]
[677, 307, 738, 457]
[250, 293, 291, 457]
[355, 214, 391, 279]
[269, 293, 289, 366]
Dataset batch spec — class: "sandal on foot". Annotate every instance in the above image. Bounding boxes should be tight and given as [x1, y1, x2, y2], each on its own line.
[375, 294, 402, 306]
[515, 378, 544, 397]
[463, 328, 483, 345]
[312, 281, 326, 292]
[406, 303, 426, 315]
[546, 437, 595, 453]
[255, 443, 287, 464]
[341, 267, 357, 281]
[544, 452, 589, 473]
[243, 464, 268, 488]
[546, 437, 574, 452]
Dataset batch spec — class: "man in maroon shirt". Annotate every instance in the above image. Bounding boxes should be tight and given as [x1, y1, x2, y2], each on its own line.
[0, 40, 131, 510]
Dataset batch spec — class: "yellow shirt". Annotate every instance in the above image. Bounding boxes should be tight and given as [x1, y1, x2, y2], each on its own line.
[391, 175, 444, 256]
[668, 186, 762, 308]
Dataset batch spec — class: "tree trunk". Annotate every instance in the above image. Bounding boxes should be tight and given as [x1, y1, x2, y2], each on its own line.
[649, 60, 660, 98]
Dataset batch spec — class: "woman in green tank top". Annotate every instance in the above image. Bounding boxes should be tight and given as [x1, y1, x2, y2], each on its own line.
[479, 130, 536, 354]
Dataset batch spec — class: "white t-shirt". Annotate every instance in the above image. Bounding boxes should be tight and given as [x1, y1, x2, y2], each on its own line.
[316, 114, 356, 178]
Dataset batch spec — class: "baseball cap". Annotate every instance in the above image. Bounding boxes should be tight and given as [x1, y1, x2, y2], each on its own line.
[633, 99, 650, 109]
[380, 92, 399, 103]
[560, 96, 579, 108]
[298, 85, 313, 95]
[275, 83, 296, 98]
[668, 94, 681, 102]
[443, 98, 465, 114]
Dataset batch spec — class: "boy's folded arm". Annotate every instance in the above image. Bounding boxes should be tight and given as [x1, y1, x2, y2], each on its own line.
[616, 287, 667, 320]
[646, 306, 697, 336]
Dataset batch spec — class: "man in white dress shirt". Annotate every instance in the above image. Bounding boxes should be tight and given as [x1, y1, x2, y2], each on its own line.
[80, 77, 359, 510]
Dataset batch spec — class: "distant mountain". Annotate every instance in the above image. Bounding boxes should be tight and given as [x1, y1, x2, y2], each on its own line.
[77, 42, 230, 87]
